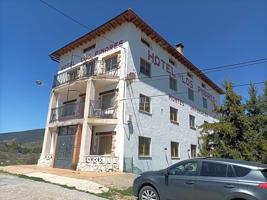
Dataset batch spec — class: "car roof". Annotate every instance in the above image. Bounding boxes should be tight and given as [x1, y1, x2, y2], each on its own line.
[199, 157, 267, 170]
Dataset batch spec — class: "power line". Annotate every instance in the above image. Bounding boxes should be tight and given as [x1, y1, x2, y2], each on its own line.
[39, 0, 118, 45]
[119, 81, 266, 101]
[130, 59, 267, 82]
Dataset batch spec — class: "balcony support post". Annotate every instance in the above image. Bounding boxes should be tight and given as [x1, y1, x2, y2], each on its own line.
[77, 80, 95, 169]
[38, 92, 57, 167]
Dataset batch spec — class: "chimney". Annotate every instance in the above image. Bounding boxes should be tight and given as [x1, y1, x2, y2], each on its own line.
[175, 43, 184, 55]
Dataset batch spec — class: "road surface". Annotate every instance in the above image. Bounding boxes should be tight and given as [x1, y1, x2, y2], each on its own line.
[0, 173, 106, 200]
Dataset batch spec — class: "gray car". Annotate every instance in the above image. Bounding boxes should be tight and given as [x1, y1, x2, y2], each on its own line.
[133, 158, 267, 200]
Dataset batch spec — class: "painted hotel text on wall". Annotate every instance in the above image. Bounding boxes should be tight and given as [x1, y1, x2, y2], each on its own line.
[148, 50, 175, 76]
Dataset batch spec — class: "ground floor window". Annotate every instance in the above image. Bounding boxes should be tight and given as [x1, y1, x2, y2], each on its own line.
[170, 107, 178, 123]
[171, 141, 179, 158]
[191, 144, 197, 158]
[95, 132, 113, 155]
[138, 136, 151, 157]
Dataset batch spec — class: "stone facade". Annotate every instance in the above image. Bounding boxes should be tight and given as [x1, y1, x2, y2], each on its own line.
[77, 156, 119, 172]
[37, 154, 53, 167]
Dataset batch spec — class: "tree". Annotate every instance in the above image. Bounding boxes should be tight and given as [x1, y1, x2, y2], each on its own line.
[200, 81, 266, 163]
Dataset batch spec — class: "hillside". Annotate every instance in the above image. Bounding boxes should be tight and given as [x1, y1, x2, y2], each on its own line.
[0, 129, 44, 142]
[0, 129, 44, 166]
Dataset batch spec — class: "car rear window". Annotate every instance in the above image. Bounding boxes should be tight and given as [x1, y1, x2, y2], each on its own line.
[233, 165, 251, 177]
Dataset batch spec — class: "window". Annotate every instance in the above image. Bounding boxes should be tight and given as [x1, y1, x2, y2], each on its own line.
[169, 76, 177, 91]
[203, 97, 208, 109]
[139, 94, 151, 113]
[83, 44, 96, 53]
[171, 142, 179, 158]
[201, 162, 227, 177]
[189, 115, 196, 129]
[104, 55, 118, 72]
[187, 72, 193, 79]
[169, 58, 175, 66]
[138, 136, 151, 157]
[141, 37, 150, 48]
[201, 83, 206, 88]
[169, 161, 198, 176]
[227, 165, 235, 177]
[86, 59, 96, 76]
[170, 107, 178, 123]
[233, 165, 251, 177]
[99, 134, 112, 155]
[188, 88, 194, 101]
[140, 58, 151, 77]
[191, 144, 197, 158]
[101, 92, 116, 109]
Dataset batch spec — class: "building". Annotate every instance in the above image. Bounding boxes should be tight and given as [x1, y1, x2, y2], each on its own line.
[38, 9, 223, 173]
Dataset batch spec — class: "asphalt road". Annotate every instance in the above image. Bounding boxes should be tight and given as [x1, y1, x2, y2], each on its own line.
[0, 173, 107, 200]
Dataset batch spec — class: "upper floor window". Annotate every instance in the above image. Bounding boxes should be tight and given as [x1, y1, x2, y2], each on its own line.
[141, 37, 151, 48]
[104, 54, 119, 72]
[201, 83, 206, 88]
[203, 97, 208, 109]
[140, 58, 151, 77]
[187, 72, 193, 79]
[169, 58, 175, 66]
[189, 115, 196, 129]
[170, 107, 178, 123]
[191, 144, 197, 158]
[169, 76, 177, 91]
[83, 44, 96, 53]
[171, 141, 179, 158]
[139, 136, 151, 157]
[139, 94, 151, 113]
[188, 88, 194, 101]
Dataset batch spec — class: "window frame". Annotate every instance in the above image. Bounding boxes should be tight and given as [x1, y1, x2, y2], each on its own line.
[103, 54, 119, 72]
[189, 115, 196, 130]
[188, 88, 194, 101]
[140, 58, 151, 77]
[138, 136, 151, 157]
[191, 144, 197, 158]
[202, 97, 208, 109]
[141, 37, 151, 48]
[139, 94, 151, 114]
[169, 75, 177, 91]
[170, 141, 180, 159]
[170, 107, 178, 123]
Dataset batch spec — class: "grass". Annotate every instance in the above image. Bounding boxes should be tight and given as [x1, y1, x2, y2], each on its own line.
[0, 170, 134, 200]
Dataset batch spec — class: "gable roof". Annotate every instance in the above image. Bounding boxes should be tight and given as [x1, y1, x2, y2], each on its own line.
[50, 9, 224, 94]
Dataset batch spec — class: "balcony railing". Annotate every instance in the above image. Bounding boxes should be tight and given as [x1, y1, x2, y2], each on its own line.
[89, 100, 117, 119]
[53, 60, 119, 88]
[50, 102, 85, 122]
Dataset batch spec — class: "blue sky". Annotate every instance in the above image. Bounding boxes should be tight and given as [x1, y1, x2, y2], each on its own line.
[0, 0, 266, 133]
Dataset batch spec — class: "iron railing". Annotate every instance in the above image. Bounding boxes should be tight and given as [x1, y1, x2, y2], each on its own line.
[53, 60, 119, 88]
[89, 100, 117, 119]
[50, 102, 85, 122]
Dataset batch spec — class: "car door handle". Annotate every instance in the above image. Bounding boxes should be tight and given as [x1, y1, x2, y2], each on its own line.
[185, 180, 195, 185]
[224, 184, 235, 189]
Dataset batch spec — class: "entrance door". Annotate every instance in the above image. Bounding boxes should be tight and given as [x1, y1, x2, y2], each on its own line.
[54, 126, 77, 169]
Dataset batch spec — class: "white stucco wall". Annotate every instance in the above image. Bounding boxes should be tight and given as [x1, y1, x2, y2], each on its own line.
[47, 22, 220, 173]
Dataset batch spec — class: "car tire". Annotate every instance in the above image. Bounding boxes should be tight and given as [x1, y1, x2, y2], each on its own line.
[139, 185, 159, 200]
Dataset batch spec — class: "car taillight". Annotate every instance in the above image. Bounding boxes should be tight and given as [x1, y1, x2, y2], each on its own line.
[259, 183, 267, 189]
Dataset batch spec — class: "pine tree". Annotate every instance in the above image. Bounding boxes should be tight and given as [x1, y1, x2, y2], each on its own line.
[200, 81, 267, 163]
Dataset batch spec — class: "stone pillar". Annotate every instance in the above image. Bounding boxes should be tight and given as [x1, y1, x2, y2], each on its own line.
[77, 80, 95, 171]
[38, 92, 57, 167]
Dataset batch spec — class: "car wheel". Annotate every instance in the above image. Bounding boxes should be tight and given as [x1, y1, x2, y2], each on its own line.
[139, 185, 159, 200]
